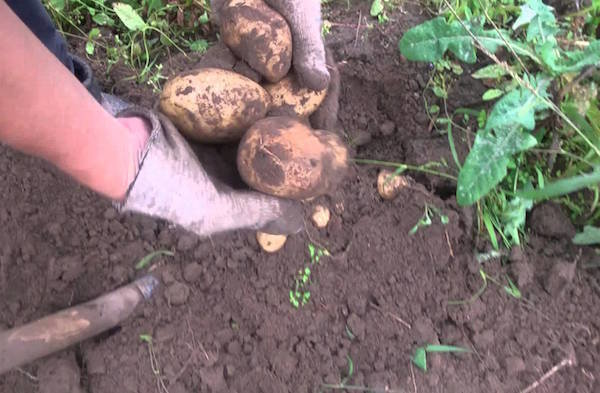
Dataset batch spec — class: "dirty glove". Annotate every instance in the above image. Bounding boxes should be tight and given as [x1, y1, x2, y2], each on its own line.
[117, 107, 303, 237]
[211, 0, 329, 91]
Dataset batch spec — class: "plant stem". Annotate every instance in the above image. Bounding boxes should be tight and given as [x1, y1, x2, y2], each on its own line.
[352, 158, 457, 180]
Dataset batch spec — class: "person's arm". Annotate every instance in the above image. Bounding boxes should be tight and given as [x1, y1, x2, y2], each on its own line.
[0, 1, 147, 200]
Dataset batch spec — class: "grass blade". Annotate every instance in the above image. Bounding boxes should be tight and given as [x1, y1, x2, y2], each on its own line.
[135, 250, 174, 270]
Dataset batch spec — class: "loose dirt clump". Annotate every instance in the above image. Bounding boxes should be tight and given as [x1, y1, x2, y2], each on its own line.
[1, 2, 599, 393]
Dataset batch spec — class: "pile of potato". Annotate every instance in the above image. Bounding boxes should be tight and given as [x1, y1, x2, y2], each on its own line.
[160, 0, 347, 200]
[159, 0, 348, 247]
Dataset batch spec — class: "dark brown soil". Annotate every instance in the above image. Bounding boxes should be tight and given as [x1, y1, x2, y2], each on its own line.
[1, 2, 600, 393]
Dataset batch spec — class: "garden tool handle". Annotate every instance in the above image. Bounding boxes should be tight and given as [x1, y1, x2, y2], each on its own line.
[0, 275, 159, 375]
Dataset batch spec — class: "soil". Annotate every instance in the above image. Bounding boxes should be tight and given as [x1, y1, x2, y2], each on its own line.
[1, 2, 600, 393]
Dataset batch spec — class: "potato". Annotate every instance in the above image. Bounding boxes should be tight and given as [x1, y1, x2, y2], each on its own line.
[220, 0, 292, 83]
[377, 170, 411, 200]
[311, 205, 331, 228]
[256, 232, 287, 252]
[237, 116, 349, 200]
[159, 68, 270, 143]
[264, 74, 328, 118]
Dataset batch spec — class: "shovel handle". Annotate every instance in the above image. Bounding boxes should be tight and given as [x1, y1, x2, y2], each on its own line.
[0, 275, 159, 374]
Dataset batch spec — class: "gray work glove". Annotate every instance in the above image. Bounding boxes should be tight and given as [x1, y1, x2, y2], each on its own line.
[211, 0, 329, 91]
[117, 107, 303, 237]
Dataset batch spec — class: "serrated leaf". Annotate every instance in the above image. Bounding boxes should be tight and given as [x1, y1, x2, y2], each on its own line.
[544, 41, 600, 75]
[370, 0, 384, 16]
[113, 3, 147, 32]
[399, 17, 540, 64]
[513, 0, 558, 42]
[457, 126, 538, 205]
[482, 89, 504, 101]
[189, 39, 209, 53]
[573, 226, 600, 245]
[486, 75, 550, 132]
[472, 64, 508, 79]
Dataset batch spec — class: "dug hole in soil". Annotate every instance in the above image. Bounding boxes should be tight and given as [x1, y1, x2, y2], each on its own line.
[1, 3, 599, 393]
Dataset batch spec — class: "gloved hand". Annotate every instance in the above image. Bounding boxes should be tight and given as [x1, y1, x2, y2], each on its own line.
[117, 106, 303, 237]
[210, 0, 329, 91]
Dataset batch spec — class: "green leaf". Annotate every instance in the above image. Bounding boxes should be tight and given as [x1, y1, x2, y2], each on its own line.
[139, 334, 153, 343]
[145, 0, 163, 15]
[562, 102, 600, 149]
[545, 41, 600, 75]
[113, 3, 147, 31]
[503, 276, 522, 299]
[482, 89, 504, 101]
[399, 17, 540, 64]
[472, 64, 508, 79]
[85, 42, 95, 55]
[92, 12, 115, 26]
[517, 168, 600, 200]
[189, 39, 209, 53]
[199, 11, 210, 25]
[424, 344, 470, 354]
[457, 126, 538, 205]
[513, 0, 558, 42]
[432, 85, 448, 98]
[486, 75, 550, 132]
[412, 347, 427, 371]
[573, 226, 600, 245]
[370, 0, 384, 17]
[500, 196, 533, 245]
[135, 250, 174, 270]
[482, 211, 499, 250]
[49, 0, 66, 11]
[86, 28, 100, 55]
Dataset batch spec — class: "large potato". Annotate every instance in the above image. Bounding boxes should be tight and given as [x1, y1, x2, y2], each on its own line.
[264, 74, 328, 118]
[220, 0, 292, 83]
[159, 68, 271, 143]
[237, 117, 349, 200]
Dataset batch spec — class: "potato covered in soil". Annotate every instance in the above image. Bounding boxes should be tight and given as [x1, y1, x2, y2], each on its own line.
[256, 232, 287, 252]
[264, 74, 328, 118]
[220, 0, 292, 83]
[377, 170, 411, 200]
[159, 68, 271, 143]
[237, 116, 349, 200]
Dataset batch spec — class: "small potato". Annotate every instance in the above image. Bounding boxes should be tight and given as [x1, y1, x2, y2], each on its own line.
[377, 170, 411, 200]
[256, 232, 287, 252]
[311, 205, 331, 228]
[264, 74, 327, 118]
[159, 68, 270, 143]
[237, 116, 349, 200]
[220, 0, 292, 83]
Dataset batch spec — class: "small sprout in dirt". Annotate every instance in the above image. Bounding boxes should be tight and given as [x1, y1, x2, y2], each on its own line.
[345, 325, 355, 340]
[312, 205, 331, 228]
[135, 250, 175, 270]
[321, 20, 332, 37]
[409, 204, 449, 235]
[289, 244, 330, 308]
[412, 344, 470, 372]
[321, 355, 355, 390]
[139, 333, 169, 393]
[257, 232, 287, 253]
[503, 276, 522, 299]
[370, 0, 389, 24]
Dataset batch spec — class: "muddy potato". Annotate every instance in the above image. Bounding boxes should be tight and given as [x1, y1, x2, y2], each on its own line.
[220, 0, 292, 83]
[256, 232, 287, 252]
[264, 74, 328, 118]
[377, 170, 411, 200]
[311, 205, 331, 228]
[237, 116, 349, 200]
[159, 68, 270, 143]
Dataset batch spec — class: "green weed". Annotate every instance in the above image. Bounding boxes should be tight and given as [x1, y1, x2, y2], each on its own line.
[43, 0, 212, 90]
[289, 244, 330, 308]
[411, 344, 470, 372]
[399, 0, 600, 248]
[135, 249, 174, 270]
[139, 334, 169, 393]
